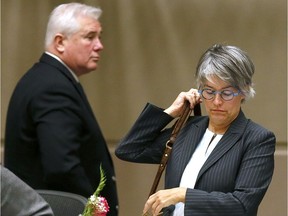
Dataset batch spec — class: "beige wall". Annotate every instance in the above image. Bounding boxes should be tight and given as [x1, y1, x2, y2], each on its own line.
[1, 0, 287, 215]
[1, 0, 287, 142]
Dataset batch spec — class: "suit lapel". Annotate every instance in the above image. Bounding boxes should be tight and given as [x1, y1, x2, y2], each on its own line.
[171, 117, 209, 186]
[74, 82, 96, 118]
[39, 53, 96, 119]
[197, 110, 249, 181]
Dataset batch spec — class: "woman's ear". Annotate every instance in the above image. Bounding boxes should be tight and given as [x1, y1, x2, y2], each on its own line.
[240, 94, 246, 103]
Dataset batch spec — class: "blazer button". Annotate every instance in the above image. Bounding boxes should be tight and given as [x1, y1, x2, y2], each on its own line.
[112, 176, 117, 182]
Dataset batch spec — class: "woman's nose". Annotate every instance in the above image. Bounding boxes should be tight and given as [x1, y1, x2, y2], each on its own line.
[213, 93, 223, 105]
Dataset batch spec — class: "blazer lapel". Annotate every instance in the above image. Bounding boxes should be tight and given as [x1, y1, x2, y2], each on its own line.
[39, 53, 96, 119]
[171, 117, 209, 186]
[74, 82, 97, 118]
[196, 110, 249, 181]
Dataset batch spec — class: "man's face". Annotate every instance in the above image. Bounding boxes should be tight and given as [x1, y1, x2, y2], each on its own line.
[62, 16, 103, 76]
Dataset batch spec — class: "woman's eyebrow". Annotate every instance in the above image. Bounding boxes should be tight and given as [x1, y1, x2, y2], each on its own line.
[203, 84, 233, 90]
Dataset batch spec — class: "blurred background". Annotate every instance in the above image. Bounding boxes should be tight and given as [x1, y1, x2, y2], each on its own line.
[1, 0, 287, 215]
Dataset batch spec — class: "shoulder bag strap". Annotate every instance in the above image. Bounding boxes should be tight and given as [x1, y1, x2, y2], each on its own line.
[148, 102, 201, 197]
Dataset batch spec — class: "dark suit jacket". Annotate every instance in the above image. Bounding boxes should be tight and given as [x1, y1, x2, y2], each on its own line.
[4, 53, 118, 215]
[115, 103, 275, 216]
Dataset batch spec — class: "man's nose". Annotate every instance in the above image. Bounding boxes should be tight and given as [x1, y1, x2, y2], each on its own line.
[94, 39, 104, 50]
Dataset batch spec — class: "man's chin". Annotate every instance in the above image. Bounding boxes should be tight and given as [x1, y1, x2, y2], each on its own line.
[87, 65, 98, 72]
[89, 64, 98, 71]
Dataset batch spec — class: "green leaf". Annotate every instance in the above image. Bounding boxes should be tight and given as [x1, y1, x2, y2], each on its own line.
[81, 164, 107, 216]
[95, 164, 106, 197]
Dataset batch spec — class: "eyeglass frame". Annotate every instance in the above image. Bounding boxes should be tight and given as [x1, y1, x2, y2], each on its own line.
[198, 88, 241, 101]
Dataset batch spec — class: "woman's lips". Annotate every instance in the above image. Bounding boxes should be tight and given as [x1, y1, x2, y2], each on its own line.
[211, 109, 226, 113]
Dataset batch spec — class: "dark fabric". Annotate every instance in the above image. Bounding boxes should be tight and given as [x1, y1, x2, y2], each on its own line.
[115, 103, 276, 215]
[1, 166, 54, 216]
[4, 53, 118, 216]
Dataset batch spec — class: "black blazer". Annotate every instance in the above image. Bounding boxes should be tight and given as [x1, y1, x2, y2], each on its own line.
[115, 103, 275, 216]
[4, 53, 118, 215]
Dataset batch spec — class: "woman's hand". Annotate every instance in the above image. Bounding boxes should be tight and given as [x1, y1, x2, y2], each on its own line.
[164, 88, 202, 118]
[143, 187, 187, 216]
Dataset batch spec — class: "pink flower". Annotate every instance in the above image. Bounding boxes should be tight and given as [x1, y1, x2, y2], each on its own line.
[93, 196, 109, 216]
[81, 166, 109, 216]
[94, 213, 107, 216]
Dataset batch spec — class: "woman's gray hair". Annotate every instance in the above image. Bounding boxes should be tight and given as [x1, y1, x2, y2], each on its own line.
[45, 3, 102, 49]
[195, 44, 255, 101]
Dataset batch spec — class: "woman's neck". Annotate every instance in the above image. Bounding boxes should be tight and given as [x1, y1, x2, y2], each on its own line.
[208, 125, 228, 135]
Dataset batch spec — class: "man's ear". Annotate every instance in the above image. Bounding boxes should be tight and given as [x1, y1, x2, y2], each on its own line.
[54, 33, 66, 53]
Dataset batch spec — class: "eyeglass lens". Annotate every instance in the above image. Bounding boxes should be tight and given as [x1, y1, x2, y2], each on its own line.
[201, 89, 236, 101]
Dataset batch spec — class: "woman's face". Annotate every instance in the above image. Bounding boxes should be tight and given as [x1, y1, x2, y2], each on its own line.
[202, 76, 245, 134]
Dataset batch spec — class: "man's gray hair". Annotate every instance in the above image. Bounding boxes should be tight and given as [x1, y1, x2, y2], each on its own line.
[45, 3, 102, 49]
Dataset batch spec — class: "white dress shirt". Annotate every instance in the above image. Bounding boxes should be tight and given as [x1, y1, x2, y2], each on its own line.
[173, 128, 223, 216]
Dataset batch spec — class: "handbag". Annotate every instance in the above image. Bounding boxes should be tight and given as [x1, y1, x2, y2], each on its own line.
[143, 102, 201, 216]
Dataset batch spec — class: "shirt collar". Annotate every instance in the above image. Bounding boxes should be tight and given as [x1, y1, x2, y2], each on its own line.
[45, 51, 79, 83]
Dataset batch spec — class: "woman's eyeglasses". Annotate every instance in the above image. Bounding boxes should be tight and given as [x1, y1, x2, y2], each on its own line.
[198, 88, 241, 101]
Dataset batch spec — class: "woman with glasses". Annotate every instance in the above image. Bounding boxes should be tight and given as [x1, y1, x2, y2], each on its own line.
[115, 44, 275, 216]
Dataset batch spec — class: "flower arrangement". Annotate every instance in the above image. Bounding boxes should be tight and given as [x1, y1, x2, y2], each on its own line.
[80, 165, 110, 216]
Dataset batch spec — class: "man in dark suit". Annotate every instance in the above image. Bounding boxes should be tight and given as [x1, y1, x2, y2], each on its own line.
[4, 3, 118, 215]
[115, 44, 275, 215]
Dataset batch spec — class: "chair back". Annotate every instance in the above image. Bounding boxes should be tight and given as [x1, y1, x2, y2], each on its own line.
[36, 190, 87, 216]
